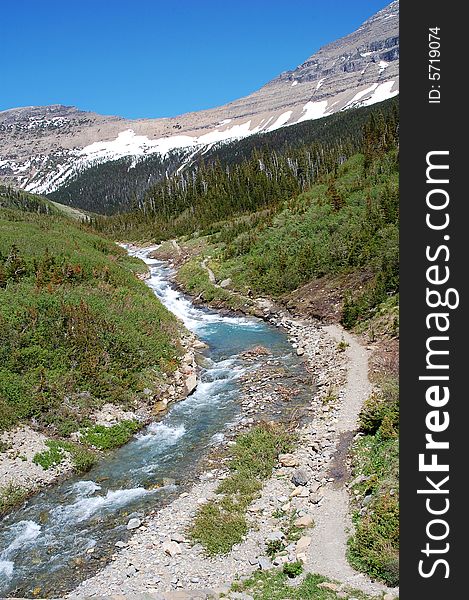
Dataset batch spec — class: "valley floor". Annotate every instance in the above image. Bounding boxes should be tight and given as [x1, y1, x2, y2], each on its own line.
[68, 306, 398, 600]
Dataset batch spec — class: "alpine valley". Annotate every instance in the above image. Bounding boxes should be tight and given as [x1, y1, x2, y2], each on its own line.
[0, 3, 400, 599]
[0, 1, 398, 213]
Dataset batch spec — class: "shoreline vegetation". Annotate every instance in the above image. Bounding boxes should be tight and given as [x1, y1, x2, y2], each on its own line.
[0, 192, 201, 512]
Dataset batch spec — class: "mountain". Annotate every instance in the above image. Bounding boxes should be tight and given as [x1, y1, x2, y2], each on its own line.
[0, 1, 398, 208]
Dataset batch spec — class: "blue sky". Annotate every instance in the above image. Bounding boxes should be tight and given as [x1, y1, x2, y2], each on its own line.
[1, 0, 390, 119]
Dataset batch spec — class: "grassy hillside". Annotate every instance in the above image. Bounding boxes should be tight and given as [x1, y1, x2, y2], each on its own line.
[0, 207, 182, 436]
[174, 146, 398, 330]
[0, 184, 62, 215]
[0, 184, 87, 220]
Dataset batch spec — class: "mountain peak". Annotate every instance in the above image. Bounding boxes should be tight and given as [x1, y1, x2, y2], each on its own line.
[1, 1, 398, 196]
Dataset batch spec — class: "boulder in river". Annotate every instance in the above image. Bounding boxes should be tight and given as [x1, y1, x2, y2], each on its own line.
[184, 372, 197, 395]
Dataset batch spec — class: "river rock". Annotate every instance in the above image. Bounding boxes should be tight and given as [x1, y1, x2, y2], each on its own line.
[185, 372, 198, 395]
[278, 453, 299, 467]
[266, 530, 284, 542]
[309, 492, 323, 504]
[258, 557, 272, 570]
[162, 477, 176, 486]
[153, 398, 168, 413]
[127, 517, 142, 530]
[291, 468, 310, 486]
[220, 278, 232, 288]
[310, 481, 322, 493]
[318, 582, 340, 592]
[296, 535, 312, 553]
[162, 540, 182, 557]
[294, 514, 314, 528]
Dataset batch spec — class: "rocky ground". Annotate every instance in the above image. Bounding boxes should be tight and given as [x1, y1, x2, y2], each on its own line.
[0, 426, 74, 494]
[67, 310, 399, 600]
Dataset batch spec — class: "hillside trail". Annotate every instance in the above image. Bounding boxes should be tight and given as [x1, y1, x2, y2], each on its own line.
[304, 324, 395, 595]
[201, 258, 218, 285]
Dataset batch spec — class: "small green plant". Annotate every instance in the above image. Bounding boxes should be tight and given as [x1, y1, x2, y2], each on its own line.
[189, 501, 248, 556]
[337, 338, 349, 352]
[283, 561, 303, 578]
[282, 510, 303, 543]
[322, 386, 338, 406]
[33, 441, 67, 470]
[231, 570, 375, 599]
[189, 423, 294, 555]
[81, 420, 140, 450]
[33, 440, 96, 473]
[265, 539, 285, 557]
[0, 483, 29, 515]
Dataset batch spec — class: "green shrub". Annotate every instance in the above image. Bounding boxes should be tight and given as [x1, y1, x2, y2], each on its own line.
[33, 440, 97, 474]
[348, 493, 399, 586]
[81, 420, 140, 450]
[0, 483, 29, 515]
[33, 441, 67, 470]
[265, 539, 285, 557]
[189, 501, 248, 555]
[283, 561, 304, 578]
[348, 377, 399, 586]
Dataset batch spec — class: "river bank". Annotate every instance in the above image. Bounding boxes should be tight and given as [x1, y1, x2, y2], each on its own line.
[0, 244, 202, 515]
[68, 274, 398, 599]
[0, 335, 199, 517]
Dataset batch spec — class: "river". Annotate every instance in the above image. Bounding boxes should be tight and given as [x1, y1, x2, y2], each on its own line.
[0, 247, 313, 597]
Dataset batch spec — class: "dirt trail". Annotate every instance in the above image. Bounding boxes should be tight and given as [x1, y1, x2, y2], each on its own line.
[200, 258, 217, 285]
[304, 324, 393, 595]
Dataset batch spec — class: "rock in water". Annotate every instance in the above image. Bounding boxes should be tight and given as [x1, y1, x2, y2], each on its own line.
[185, 372, 197, 395]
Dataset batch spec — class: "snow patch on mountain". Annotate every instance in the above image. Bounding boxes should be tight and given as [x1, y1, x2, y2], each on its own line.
[297, 100, 329, 122]
[361, 80, 398, 105]
[267, 111, 293, 131]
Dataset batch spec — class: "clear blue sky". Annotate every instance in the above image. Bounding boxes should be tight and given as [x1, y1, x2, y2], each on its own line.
[1, 0, 390, 119]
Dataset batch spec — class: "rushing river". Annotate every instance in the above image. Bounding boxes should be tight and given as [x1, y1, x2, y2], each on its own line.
[0, 247, 312, 597]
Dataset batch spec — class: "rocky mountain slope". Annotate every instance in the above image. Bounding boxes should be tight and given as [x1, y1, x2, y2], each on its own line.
[0, 1, 398, 199]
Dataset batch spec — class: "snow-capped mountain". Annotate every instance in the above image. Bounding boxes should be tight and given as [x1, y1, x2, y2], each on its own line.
[0, 1, 398, 198]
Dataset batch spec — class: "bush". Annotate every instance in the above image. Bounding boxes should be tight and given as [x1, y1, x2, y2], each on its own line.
[283, 561, 304, 578]
[189, 501, 248, 555]
[358, 379, 399, 438]
[348, 377, 399, 586]
[348, 493, 399, 586]
[81, 420, 140, 450]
